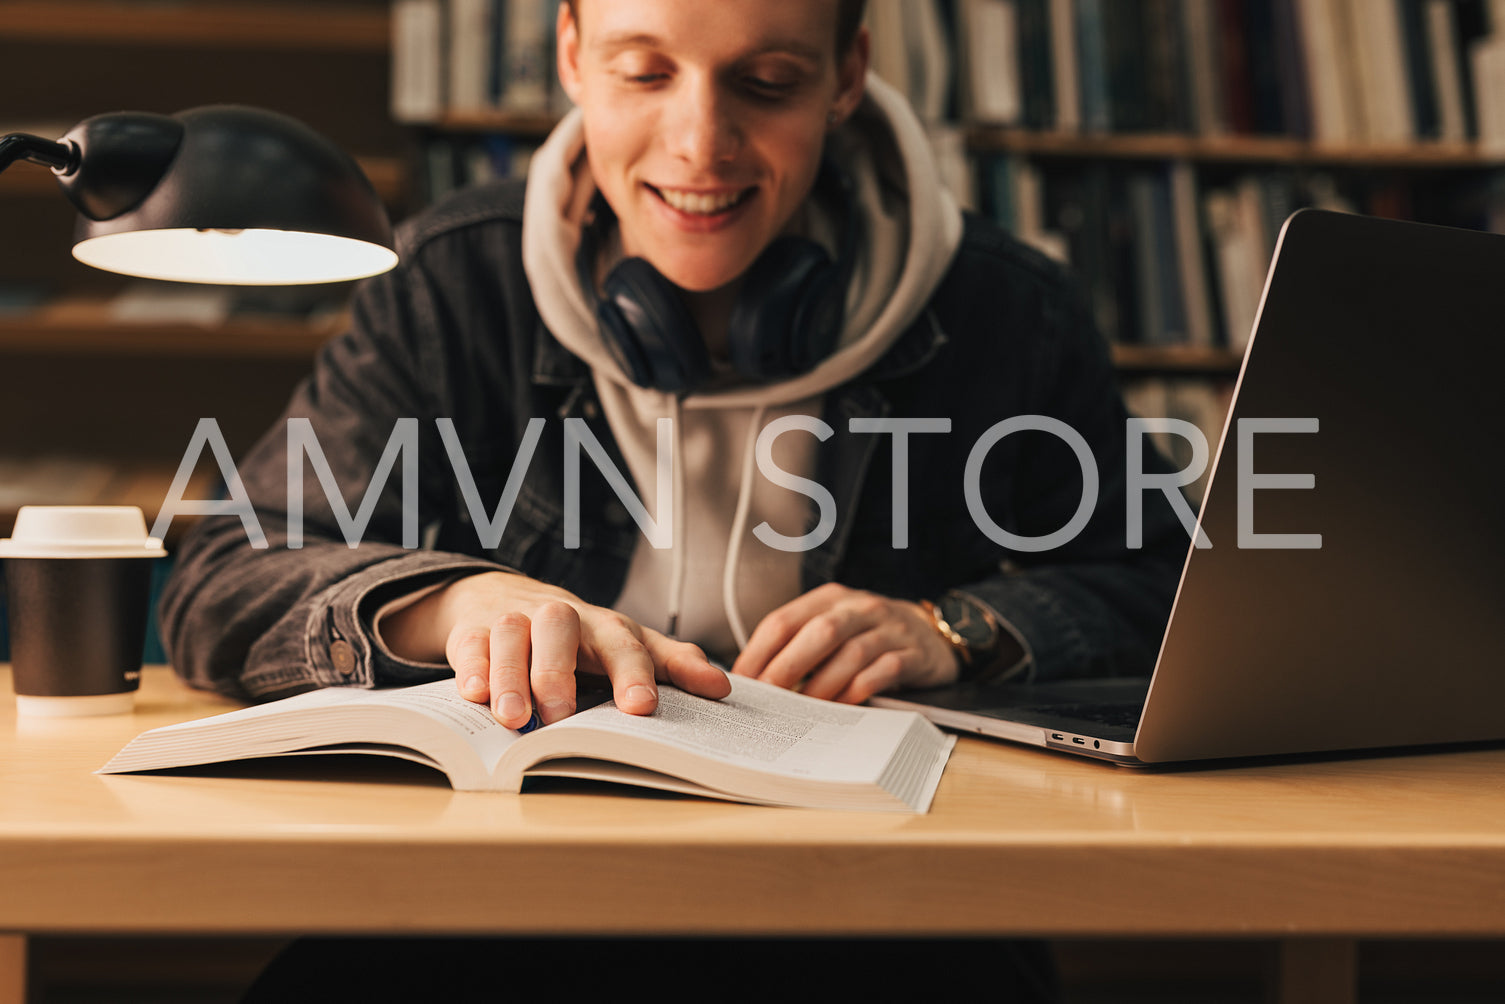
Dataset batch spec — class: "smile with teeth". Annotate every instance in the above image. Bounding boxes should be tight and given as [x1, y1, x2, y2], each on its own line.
[652, 185, 753, 216]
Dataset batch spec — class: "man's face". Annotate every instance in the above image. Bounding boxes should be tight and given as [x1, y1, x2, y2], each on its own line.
[558, 0, 866, 293]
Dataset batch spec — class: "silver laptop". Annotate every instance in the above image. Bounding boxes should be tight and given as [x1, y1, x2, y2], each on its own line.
[872, 209, 1505, 764]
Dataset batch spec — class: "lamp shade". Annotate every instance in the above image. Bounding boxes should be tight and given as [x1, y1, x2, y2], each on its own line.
[61, 105, 397, 285]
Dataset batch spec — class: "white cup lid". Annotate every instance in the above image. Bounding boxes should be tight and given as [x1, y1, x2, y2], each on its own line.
[0, 505, 167, 559]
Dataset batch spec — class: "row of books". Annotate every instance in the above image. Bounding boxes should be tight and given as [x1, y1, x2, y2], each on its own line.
[906, 0, 1505, 147]
[420, 133, 540, 204]
[981, 156, 1505, 348]
[391, 0, 569, 123]
[393, 0, 1505, 144]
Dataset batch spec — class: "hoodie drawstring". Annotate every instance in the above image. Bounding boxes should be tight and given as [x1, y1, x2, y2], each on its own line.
[664, 394, 687, 638]
[721, 403, 767, 651]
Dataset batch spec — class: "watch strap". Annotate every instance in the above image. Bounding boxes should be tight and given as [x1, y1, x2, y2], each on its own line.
[920, 598, 973, 668]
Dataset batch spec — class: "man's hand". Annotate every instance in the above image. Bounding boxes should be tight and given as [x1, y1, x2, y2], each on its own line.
[729, 583, 960, 703]
[381, 572, 729, 728]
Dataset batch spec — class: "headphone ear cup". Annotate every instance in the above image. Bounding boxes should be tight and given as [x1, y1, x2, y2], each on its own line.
[727, 236, 843, 380]
[592, 289, 655, 389]
[782, 250, 846, 374]
[600, 258, 713, 393]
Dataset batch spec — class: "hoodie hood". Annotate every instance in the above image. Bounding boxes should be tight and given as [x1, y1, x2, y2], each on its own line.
[523, 73, 964, 410]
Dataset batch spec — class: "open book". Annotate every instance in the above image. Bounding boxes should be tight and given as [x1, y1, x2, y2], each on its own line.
[100, 674, 956, 813]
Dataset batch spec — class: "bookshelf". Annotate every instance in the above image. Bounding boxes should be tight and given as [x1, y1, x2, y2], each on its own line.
[1110, 344, 1244, 376]
[0, 300, 340, 360]
[7, 0, 1503, 498]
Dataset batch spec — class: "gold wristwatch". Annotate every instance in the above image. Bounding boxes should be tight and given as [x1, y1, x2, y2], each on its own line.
[920, 590, 1016, 684]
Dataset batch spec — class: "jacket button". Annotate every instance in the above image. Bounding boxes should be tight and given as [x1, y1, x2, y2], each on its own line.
[330, 640, 357, 677]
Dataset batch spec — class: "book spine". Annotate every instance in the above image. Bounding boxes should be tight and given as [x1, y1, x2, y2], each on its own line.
[1270, 0, 1313, 139]
[1243, 0, 1288, 134]
[1044, 164, 1121, 338]
[1017, 0, 1057, 129]
[1455, 0, 1491, 139]
[487, 0, 507, 108]
[1217, 0, 1258, 133]
[1330, 0, 1373, 140]
[1049, 0, 1082, 130]
[867, 0, 912, 106]
[1074, 0, 1112, 132]
[981, 154, 1019, 231]
[1141, 0, 1191, 132]
[1104, 169, 1142, 343]
[391, 0, 445, 124]
[424, 136, 459, 204]
[1153, 168, 1190, 345]
[1400, 0, 1443, 139]
[960, 0, 1024, 124]
[1203, 187, 1255, 350]
[1427, 0, 1469, 141]
[1014, 160, 1070, 261]
[1293, 0, 1356, 143]
[1356, 0, 1420, 143]
[910, 0, 954, 122]
[1182, 0, 1230, 135]
[503, 0, 552, 113]
[1128, 171, 1167, 345]
[1471, 33, 1505, 152]
[1170, 162, 1217, 348]
[449, 0, 496, 113]
[1102, 0, 1148, 131]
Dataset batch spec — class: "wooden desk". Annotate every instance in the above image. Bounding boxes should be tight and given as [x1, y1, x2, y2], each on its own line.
[3, 667, 1504, 1003]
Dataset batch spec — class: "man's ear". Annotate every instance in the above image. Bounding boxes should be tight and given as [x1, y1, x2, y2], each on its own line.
[557, 1, 584, 104]
[832, 25, 870, 123]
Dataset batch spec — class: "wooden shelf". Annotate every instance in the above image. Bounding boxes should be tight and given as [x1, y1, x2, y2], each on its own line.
[0, 315, 1241, 372]
[0, 1, 390, 51]
[0, 300, 340, 359]
[419, 115, 1505, 168]
[353, 156, 409, 205]
[966, 128, 1505, 169]
[1111, 344, 1244, 375]
[1, 156, 407, 205]
[433, 111, 564, 138]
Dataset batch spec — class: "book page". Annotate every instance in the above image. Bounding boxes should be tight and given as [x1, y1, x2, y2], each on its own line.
[540, 674, 920, 784]
[340, 680, 522, 774]
[118, 680, 522, 780]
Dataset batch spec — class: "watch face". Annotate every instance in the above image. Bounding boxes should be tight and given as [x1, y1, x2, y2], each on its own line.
[939, 593, 1000, 654]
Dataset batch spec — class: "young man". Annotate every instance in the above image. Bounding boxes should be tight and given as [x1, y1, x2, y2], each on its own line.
[195, 2, 1184, 999]
[162, 0, 1184, 734]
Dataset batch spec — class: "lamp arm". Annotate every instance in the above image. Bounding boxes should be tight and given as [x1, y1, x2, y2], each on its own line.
[0, 133, 78, 174]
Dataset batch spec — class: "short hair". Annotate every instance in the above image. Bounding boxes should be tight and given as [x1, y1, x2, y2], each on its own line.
[565, 1, 868, 56]
[835, 0, 867, 54]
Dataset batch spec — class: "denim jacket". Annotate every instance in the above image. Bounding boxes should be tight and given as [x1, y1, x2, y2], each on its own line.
[160, 180, 1188, 701]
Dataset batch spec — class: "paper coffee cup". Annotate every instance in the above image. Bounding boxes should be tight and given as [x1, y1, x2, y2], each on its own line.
[1, 506, 166, 716]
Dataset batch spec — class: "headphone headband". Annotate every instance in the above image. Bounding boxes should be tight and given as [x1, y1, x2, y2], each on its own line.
[576, 159, 858, 393]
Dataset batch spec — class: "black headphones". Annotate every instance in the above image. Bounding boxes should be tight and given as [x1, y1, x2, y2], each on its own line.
[575, 161, 858, 393]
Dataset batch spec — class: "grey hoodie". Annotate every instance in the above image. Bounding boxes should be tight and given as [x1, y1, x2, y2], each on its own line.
[521, 75, 964, 661]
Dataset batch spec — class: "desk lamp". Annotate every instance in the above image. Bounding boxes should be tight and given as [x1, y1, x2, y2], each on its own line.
[0, 105, 397, 284]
